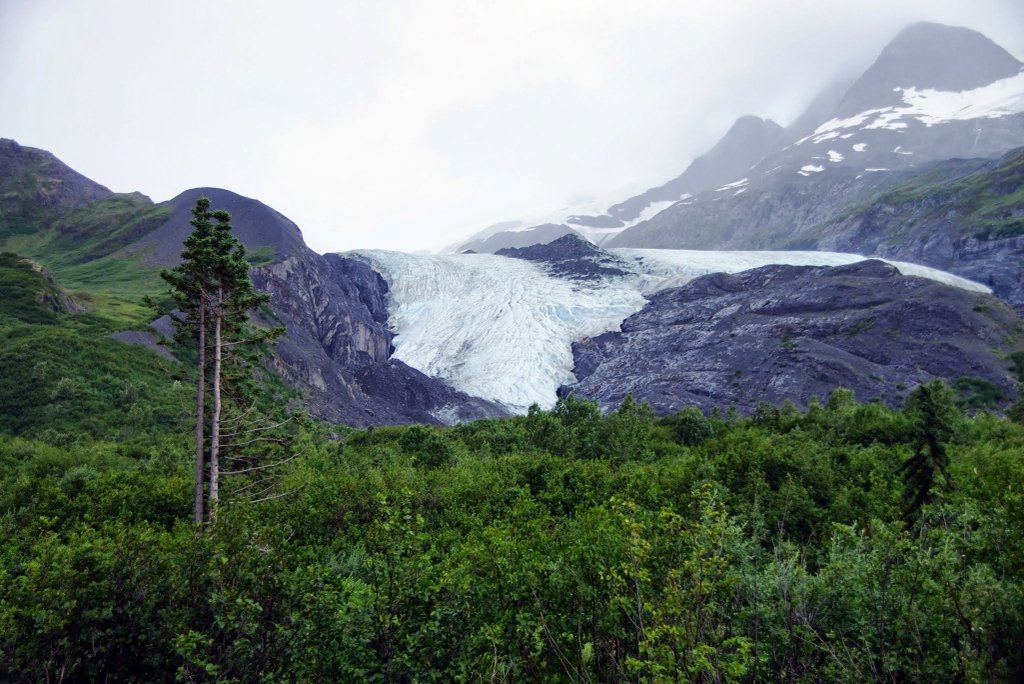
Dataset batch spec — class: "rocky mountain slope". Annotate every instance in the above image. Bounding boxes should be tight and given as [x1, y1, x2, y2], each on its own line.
[564, 260, 1021, 414]
[605, 23, 1024, 257]
[457, 23, 1024, 267]
[0, 139, 505, 426]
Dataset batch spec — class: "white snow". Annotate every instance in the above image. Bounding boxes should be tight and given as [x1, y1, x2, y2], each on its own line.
[902, 70, 1024, 125]
[852, 143, 867, 152]
[827, 150, 844, 162]
[716, 177, 749, 191]
[813, 70, 1024, 134]
[796, 130, 842, 145]
[799, 164, 825, 176]
[347, 248, 988, 413]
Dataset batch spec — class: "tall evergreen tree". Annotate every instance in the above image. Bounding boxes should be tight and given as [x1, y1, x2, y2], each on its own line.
[159, 197, 274, 521]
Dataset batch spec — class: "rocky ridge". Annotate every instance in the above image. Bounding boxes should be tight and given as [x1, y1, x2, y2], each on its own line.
[496, 234, 631, 280]
[563, 260, 1021, 414]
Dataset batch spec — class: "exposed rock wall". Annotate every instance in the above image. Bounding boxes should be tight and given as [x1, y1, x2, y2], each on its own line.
[251, 249, 506, 426]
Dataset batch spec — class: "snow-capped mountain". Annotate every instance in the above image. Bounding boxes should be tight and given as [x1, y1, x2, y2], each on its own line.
[455, 22, 1024, 255]
[349, 237, 986, 412]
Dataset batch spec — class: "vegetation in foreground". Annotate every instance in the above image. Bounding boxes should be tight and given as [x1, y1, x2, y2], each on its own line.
[1, 385, 1023, 682]
[2, 202, 1023, 681]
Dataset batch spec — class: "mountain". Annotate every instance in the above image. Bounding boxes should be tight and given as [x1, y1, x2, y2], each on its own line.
[0, 138, 112, 240]
[0, 139, 505, 427]
[128, 188, 307, 267]
[606, 23, 1024, 256]
[5, 20, 1024, 425]
[453, 23, 1024, 288]
[564, 260, 1021, 414]
[581, 116, 785, 229]
[454, 116, 785, 253]
[814, 147, 1024, 310]
[836, 22, 1022, 116]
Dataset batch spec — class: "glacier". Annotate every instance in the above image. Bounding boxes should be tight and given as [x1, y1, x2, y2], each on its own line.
[348, 248, 988, 413]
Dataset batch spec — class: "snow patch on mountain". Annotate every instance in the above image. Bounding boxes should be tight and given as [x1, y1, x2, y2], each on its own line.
[812, 69, 1024, 135]
[348, 248, 988, 412]
[716, 178, 749, 191]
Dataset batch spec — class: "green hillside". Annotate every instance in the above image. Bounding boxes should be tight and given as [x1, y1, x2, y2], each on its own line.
[844, 146, 1024, 239]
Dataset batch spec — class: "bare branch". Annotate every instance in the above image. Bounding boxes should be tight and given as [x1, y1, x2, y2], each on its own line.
[221, 456, 296, 475]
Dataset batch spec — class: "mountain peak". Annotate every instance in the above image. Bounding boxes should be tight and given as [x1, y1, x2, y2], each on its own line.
[127, 187, 308, 266]
[837, 22, 1022, 115]
[603, 114, 783, 222]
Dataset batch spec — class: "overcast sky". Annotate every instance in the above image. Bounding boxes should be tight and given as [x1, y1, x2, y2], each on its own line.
[2, 1, 1022, 254]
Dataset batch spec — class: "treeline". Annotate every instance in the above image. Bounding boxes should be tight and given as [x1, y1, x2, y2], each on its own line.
[1, 388, 1023, 682]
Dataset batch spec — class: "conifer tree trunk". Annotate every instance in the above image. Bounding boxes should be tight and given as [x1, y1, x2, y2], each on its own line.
[209, 284, 223, 517]
[194, 291, 206, 524]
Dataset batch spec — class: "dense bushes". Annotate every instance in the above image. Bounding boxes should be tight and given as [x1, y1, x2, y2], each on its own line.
[2, 392, 1023, 681]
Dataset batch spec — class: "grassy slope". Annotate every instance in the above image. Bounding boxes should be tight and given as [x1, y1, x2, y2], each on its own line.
[0, 252, 192, 441]
[844, 147, 1024, 238]
[0, 169, 194, 441]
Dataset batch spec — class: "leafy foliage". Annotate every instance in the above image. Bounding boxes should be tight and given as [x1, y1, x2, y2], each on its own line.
[3, 385, 1024, 681]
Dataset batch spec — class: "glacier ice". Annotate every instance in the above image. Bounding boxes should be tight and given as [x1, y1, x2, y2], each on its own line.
[347, 248, 989, 413]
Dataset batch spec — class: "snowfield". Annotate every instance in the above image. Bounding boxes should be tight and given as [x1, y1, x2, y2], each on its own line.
[348, 248, 989, 412]
[812, 70, 1024, 135]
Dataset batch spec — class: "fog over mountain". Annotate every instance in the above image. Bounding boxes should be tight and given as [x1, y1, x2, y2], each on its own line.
[1, 1, 1022, 253]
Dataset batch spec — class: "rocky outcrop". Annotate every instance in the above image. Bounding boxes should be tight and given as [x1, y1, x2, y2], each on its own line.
[459, 223, 578, 254]
[497, 234, 631, 279]
[563, 260, 1022, 415]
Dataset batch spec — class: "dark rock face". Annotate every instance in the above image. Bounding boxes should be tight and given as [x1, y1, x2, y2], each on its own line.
[563, 261, 1021, 415]
[497, 234, 630, 279]
[251, 249, 506, 426]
